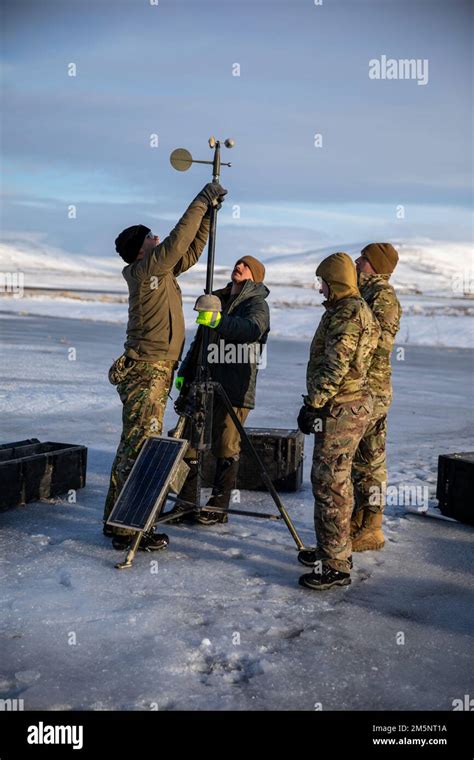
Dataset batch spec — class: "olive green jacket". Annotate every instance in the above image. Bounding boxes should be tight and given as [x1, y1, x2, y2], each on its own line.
[122, 199, 210, 363]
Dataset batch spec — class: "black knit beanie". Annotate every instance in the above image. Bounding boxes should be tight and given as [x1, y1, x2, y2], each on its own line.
[115, 224, 151, 264]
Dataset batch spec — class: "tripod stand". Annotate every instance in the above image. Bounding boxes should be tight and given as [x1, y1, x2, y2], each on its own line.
[110, 137, 307, 569]
[159, 137, 305, 549]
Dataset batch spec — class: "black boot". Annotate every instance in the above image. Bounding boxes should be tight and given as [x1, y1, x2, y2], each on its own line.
[299, 563, 351, 591]
[139, 531, 169, 552]
[168, 458, 200, 524]
[112, 531, 169, 552]
[196, 457, 239, 526]
[298, 549, 353, 570]
[111, 534, 132, 550]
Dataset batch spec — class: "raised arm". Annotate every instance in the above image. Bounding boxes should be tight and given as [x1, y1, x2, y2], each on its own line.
[173, 212, 211, 277]
[129, 183, 226, 281]
[130, 199, 208, 281]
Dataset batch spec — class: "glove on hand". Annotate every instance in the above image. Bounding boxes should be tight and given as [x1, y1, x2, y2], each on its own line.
[196, 310, 222, 328]
[195, 182, 228, 208]
[297, 401, 322, 435]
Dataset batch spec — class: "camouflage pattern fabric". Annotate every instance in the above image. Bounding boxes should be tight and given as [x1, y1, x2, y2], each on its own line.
[358, 272, 402, 410]
[306, 254, 380, 572]
[352, 273, 402, 516]
[103, 355, 174, 535]
[352, 411, 387, 516]
[311, 398, 373, 572]
[306, 296, 381, 408]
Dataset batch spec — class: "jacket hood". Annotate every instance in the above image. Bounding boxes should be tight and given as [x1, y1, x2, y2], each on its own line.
[214, 279, 270, 302]
[316, 252, 359, 304]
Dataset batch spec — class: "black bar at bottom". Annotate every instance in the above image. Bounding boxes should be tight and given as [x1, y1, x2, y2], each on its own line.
[0, 710, 471, 759]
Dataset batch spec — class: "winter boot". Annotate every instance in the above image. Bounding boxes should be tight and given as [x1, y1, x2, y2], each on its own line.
[351, 511, 385, 552]
[112, 531, 169, 552]
[298, 549, 353, 570]
[168, 458, 199, 524]
[299, 563, 351, 591]
[196, 457, 239, 526]
[350, 509, 364, 539]
[111, 534, 132, 550]
[139, 531, 170, 552]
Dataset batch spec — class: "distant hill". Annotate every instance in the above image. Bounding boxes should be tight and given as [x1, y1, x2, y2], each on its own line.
[1, 236, 471, 297]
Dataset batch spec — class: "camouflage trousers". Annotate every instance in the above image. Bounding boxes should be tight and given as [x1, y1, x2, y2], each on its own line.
[352, 398, 389, 517]
[103, 355, 175, 535]
[311, 396, 373, 573]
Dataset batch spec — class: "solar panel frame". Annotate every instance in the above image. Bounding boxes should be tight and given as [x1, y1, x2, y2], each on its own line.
[106, 436, 189, 532]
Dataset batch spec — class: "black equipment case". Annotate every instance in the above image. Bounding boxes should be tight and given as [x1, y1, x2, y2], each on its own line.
[0, 438, 88, 511]
[202, 427, 304, 492]
[436, 452, 474, 525]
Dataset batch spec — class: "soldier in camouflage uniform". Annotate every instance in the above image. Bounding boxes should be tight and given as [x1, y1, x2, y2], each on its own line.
[103, 181, 227, 548]
[297, 253, 380, 590]
[351, 243, 402, 551]
[104, 357, 175, 541]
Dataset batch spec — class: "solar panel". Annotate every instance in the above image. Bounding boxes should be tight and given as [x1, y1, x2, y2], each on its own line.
[107, 436, 188, 532]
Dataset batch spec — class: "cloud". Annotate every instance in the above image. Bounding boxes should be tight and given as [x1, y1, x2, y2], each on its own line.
[2, 0, 472, 257]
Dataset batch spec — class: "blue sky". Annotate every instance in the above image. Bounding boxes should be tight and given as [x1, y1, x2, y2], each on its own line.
[1, 0, 472, 263]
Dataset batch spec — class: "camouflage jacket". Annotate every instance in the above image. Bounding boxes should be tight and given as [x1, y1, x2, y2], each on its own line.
[359, 273, 402, 406]
[306, 295, 380, 409]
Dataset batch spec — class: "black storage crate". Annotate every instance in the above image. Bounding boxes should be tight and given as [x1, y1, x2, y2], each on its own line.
[436, 452, 474, 525]
[202, 427, 304, 492]
[0, 438, 87, 511]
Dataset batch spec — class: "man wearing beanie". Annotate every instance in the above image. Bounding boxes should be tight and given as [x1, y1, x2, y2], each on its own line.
[351, 243, 402, 552]
[104, 181, 227, 551]
[170, 255, 270, 526]
[296, 253, 380, 590]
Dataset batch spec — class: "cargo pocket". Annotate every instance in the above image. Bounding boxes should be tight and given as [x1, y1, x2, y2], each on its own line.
[108, 355, 136, 386]
[324, 405, 344, 436]
[351, 399, 373, 418]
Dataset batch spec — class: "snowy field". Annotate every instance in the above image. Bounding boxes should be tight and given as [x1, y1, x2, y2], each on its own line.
[0, 314, 473, 711]
[1, 238, 473, 349]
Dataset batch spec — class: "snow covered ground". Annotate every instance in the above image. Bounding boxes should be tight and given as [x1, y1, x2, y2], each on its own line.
[0, 315, 473, 711]
[1, 238, 473, 348]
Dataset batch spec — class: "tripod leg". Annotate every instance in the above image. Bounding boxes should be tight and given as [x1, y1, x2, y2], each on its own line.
[170, 414, 188, 439]
[194, 451, 203, 510]
[115, 531, 142, 570]
[215, 385, 305, 550]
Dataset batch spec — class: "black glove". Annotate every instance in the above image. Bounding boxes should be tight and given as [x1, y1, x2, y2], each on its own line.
[297, 402, 322, 435]
[195, 182, 228, 208]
